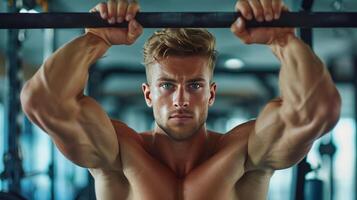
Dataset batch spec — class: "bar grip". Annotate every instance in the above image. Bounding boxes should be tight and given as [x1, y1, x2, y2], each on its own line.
[0, 12, 356, 29]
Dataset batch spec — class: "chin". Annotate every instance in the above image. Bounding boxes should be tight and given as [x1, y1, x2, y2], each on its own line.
[156, 119, 205, 141]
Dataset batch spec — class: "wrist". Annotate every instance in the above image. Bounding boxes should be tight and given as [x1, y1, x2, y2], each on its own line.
[80, 32, 111, 62]
[269, 33, 299, 59]
[85, 30, 112, 48]
[269, 33, 297, 47]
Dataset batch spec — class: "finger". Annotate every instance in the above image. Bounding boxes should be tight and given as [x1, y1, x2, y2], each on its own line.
[117, 0, 128, 23]
[248, 0, 264, 22]
[126, 1, 140, 21]
[231, 17, 252, 44]
[126, 19, 143, 44]
[107, 0, 117, 24]
[272, 0, 282, 19]
[260, 0, 273, 21]
[235, 0, 253, 20]
[91, 3, 108, 19]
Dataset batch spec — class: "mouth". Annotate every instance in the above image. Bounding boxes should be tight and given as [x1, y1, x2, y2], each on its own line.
[170, 114, 193, 119]
[169, 113, 193, 122]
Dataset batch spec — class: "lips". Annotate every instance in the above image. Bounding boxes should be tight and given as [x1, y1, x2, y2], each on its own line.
[170, 114, 193, 118]
[169, 111, 193, 119]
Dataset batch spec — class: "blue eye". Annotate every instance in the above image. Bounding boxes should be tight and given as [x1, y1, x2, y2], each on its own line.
[160, 82, 174, 90]
[189, 83, 202, 89]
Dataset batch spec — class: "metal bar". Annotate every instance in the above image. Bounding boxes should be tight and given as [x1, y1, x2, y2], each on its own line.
[352, 55, 357, 200]
[0, 12, 356, 29]
[3, 24, 23, 195]
[293, 1, 315, 200]
[1, 0, 24, 194]
[43, 28, 56, 200]
[296, 26, 314, 200]
[301, 0, 315, 10]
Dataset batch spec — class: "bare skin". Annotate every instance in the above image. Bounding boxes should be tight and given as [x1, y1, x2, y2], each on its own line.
[20, 0, 341, 199]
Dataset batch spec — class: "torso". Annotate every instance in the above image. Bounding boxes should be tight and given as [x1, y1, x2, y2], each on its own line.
[89, 120, 274, 200]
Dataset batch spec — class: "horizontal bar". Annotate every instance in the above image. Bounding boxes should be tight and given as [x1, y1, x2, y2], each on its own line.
[0, 12, 356, 29]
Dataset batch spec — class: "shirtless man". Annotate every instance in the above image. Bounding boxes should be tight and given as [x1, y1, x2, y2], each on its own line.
[20, 0, 341, 199]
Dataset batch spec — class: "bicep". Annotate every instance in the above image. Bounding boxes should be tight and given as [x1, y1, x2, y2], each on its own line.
[30, 96, 119, 168]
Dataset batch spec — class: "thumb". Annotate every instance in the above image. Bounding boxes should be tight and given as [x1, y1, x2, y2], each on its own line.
[231, 17, 252, 44]
[126, 20, 143, 45]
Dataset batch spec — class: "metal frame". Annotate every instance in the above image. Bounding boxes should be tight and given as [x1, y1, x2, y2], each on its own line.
[352, 55, 357, 200]
[1, 2, 24, 195]
[0, 12, 357, 29]
[291, 1, 315, 200]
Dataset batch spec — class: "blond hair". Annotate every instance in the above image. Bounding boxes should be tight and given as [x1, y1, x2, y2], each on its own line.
[143, 28, 217, 82]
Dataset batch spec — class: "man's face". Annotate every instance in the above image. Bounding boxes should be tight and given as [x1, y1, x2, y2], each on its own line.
[142, 55, 216, 141]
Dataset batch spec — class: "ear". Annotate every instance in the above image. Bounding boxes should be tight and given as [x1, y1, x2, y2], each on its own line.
[142, 83, 153, 107]
[208, 82, 216, 106]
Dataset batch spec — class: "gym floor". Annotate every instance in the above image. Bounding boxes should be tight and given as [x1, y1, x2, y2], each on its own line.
[0, 0, 356, 200]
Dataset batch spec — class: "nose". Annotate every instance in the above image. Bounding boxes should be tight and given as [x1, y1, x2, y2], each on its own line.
[173, 86, 189, 108]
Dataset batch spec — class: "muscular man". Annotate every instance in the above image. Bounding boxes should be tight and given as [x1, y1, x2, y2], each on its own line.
[20, 0, 341, 199]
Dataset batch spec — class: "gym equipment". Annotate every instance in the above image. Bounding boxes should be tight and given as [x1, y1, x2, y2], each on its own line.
[0, 12, 356, 29]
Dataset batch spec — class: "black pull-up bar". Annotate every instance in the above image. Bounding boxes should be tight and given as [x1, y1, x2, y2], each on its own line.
[0, 12, 356, 29]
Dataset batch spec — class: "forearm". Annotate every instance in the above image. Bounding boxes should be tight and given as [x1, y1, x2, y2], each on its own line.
[272, 35, 323, 103]
[271, 35, 341, 135]
[26, 32, 110, 101]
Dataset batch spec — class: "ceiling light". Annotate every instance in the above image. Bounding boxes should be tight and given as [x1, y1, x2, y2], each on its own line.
[20, 8, 39, 13]
[224, 58, 244, 69]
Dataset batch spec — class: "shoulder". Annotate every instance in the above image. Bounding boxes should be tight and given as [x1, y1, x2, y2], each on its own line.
[215, 120, 256, 150]
[223, 120, 255, 140]
[110, 119, 144, 145]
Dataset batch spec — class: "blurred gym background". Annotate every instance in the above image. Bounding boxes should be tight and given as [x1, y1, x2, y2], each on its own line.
[0, 0, 356, 199]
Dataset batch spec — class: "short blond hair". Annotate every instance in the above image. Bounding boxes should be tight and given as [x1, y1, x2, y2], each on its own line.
[143, 28, 217, 82]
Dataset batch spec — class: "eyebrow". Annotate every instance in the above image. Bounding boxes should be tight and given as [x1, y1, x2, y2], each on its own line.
[156, 77, 176, 82]
[156, 77, 207, 83]
[187, 78, 206, 83]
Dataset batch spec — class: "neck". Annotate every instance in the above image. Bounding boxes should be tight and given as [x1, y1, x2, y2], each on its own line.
[152, 124, 209, 177]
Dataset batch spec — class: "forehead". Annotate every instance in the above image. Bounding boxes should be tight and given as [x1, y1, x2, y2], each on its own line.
[150, 55, 210, 81]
